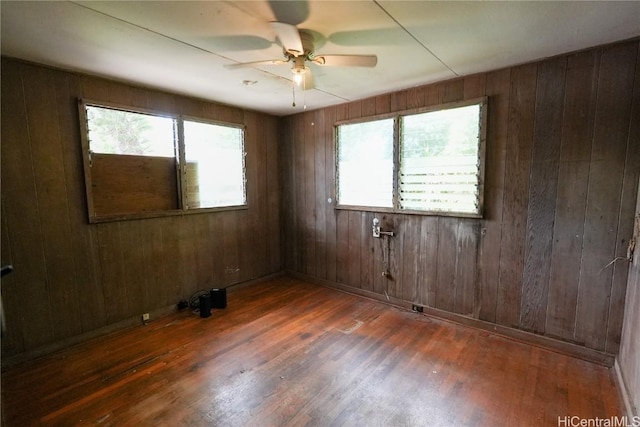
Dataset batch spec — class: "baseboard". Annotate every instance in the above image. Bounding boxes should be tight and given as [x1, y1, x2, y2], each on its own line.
[614, 359, 637, 419]
[226, 271, 284, 293]
[1, 272, 283, 370]
[287, 270, 616, 367]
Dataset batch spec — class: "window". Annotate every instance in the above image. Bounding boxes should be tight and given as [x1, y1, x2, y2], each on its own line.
[336, 118, 394, 208]
[79, 100, 246, 222]
[183, 120, 245, 209]
[85, 106, 176, 157]
[336, 98, 487, 217]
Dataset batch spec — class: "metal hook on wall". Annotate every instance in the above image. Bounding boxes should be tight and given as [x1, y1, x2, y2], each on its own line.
[372, 217, 394, 238]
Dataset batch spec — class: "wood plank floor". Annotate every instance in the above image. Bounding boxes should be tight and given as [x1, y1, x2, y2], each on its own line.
[1, 277, 622, 426]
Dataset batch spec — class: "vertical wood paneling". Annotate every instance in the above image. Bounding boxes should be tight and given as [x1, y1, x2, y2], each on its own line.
[495, 63, 538, 328]
[1, 62, 54, 350]
[461, 73, 485, 318]
[426, 84, 443, 107]
[207, 214, 225, 286]
[373, 213, 391, 296]
[463, 74, 487, 99]
[221, 211, 240, 285]
[332, 105, 349, 284]
[283, 116, 295, 270]
[435, 218, 457, 312]
[417, 216, 439, 307]
[1, 200, 23, 354]
[375, 94, 392, 115]
[477, 68, 510, 322]
[97, 224, 128, 322]
[156, 217, 178, 305]
[54, 69, 107, 333]
[606, 44, 640, 354]
[280, 40, 640, 354]
[618, 177, 640, 416]
[390, 91, 407, 113]
[176, 216, 198, 296]
[401, 216, 421, 302]
[406, 87, 426, 110]
[141, 219, 167, 307]
[520, 57, 567, 333]
[324, 107, 338, 282]
[454, 221, 479, 317]
[388, 215, 404, 297]
[575, 42, 638, 350]
[443, 79, 464, 103]
[545, 50, 598, 341]
[266, 115, 282, 273]
[347, 211, 362, 288]
[360, 211, 374, 292]
[22, 64, 83, 341]
[304, 112, 317, 277]
[245, 111, 268, 279]
[145, 91, 177, 116]
[362, 98, 376, 117]
[192, 215, 215, 289]
[119, 220, 149, 315]
[80, 75, 110, 100]
[345, 102, 363, 289]
[314, 110, 327, 280]
[204, 102, 245, 125]
[294, 116, 306, 272]
[1, 58, 281, 358]
[281, 116, 295, 271]
[336, 210, 349, 284]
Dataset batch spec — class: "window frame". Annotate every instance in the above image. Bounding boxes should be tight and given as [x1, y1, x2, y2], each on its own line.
[335, 97, 487, 218]
[78, 99, 248, 223]
[335, 113, 397, 210]
[180, 115, 247, 210]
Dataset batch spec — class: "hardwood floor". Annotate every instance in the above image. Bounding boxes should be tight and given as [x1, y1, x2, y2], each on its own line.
[2, 277, 622, 426]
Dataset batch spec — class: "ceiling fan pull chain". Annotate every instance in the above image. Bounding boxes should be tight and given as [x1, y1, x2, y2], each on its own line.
[292, 80, 296, 107]
[303, 75, 307, 110]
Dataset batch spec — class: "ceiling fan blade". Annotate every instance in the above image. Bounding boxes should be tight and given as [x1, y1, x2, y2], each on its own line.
[268, 0, 309, 26]
[270, 22, 304, 56]
[225, 59, 289, 69]
[313, 55, 378, 67]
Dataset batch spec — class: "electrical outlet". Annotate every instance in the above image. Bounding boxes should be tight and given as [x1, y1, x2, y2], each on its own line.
[142, 313, 150, 323]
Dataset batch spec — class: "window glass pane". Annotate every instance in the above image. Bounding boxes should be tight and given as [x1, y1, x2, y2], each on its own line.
[184, 120, 246, 209]
[86, 106, 175, 157]
[337, 118, 394, 208]
[399, 104, 481, 214]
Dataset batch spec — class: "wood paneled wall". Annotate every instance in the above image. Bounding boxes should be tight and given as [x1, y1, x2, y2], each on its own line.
[281, 40, 640, 354]
[618, 179, 640, 417]
[0, 58, 281, 358]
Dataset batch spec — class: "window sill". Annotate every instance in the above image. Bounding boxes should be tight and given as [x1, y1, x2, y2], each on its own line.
[89, 204, 249, 224]
[335, 204, 482, 219]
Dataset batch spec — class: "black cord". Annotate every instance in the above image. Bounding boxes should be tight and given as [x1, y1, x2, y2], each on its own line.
[188, 290, 210, 309]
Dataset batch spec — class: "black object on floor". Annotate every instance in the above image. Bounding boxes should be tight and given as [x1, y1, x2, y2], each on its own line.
[199, 294, 211, 318]
[210, 288, 227, 309]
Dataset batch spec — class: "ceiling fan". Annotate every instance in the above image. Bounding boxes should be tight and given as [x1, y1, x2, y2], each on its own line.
[225, 22, 377, 95]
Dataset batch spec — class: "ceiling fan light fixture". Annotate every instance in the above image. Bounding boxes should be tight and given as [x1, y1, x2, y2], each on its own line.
[291, 66, 309, 86]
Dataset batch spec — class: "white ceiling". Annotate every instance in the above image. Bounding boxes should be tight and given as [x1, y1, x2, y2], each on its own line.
[2, 1, 639, 116]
